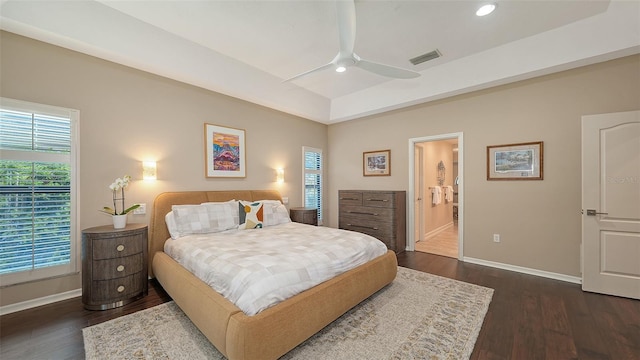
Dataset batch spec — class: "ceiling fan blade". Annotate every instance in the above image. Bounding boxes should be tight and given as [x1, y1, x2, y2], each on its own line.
[356, 59, 421, 79]
[283, 62, 335, 82]
[336, 0, 356, 55]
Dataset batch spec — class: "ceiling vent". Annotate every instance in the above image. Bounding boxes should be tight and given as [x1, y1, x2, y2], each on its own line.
[409, 50, 442, 66]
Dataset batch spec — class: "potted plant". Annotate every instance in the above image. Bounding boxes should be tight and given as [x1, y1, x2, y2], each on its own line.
[100, 175, 140, 229]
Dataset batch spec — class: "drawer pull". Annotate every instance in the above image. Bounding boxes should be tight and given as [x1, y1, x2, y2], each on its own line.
[116, 265, 125, 272]
[116, 244, 125, 252]
[117, 285, 125, 293]
[347, 224, 379, 231]
[367, 199, 388, 202]
[340, 197, 359, 201]
[346, 211, 378, 216]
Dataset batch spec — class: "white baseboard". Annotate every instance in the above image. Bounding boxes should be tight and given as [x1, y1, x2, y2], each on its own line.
[0, 288, 82, 316]
[463, 257, 582, 284]
[422, 222, 454, 241]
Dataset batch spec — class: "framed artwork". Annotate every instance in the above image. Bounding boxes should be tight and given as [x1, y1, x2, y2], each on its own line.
[204, 123, 246, 178]
[487, 141, 543, 180]
[363, 149, 391, 176]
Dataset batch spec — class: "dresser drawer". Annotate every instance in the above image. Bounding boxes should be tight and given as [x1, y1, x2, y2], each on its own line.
[340, 216, 395, 236]
[341, 223, 394, 239]
[92, 254, 144, 280]
[362, 192, 396, 208]
[91, 274, 144, 301]
[340, 205, 394, 220]
[92, 235, 144, 259]
[338, 191, 362, 206]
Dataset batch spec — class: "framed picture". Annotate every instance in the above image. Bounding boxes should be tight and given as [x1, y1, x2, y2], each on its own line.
[487, 141, 543, 180]
[363, 149, 391, 176]
[204, 123, 246, 178]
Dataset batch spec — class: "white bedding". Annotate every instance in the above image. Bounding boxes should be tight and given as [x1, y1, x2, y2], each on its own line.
[164, 222, 388, 315]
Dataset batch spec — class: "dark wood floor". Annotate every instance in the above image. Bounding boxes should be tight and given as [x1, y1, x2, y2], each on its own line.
[1, 251, 639, 360]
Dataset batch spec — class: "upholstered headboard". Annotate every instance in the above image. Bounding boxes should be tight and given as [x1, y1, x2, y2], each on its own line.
[148, 190, 283, 277]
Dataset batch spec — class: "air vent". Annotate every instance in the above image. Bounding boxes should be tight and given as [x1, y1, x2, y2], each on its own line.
[409, 50, 442, 66]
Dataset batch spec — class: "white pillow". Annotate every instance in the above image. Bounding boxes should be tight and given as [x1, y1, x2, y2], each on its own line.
[262, 202, 291, 226]
[165, 211, 179, 239]
[169, 201, 238, 238]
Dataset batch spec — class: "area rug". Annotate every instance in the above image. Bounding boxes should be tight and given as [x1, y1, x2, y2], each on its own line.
[83, 267, 493, 359]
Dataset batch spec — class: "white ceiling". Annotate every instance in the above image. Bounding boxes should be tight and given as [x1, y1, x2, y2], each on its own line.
[1, 0, 639, 124]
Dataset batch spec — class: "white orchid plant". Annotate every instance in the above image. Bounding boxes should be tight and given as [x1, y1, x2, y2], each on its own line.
[100, 175, 140, 215]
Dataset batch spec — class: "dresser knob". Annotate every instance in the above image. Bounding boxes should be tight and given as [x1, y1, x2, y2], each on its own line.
[116, 244, 125, 252]
[117, 285, 125, 293]
[116, 265, 125, 272]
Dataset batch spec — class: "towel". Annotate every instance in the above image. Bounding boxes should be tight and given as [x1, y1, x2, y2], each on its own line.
[445, 186, 454, 202]
[431, 186, 442, 205]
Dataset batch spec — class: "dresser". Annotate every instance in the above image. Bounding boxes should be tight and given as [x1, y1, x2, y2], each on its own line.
[290, 207, 318, 226]
[82, 223, 148, 310]
[339, 190, 406, 253]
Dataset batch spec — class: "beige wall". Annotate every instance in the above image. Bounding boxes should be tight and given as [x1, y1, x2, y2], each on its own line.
[328, 54, 640, 277]
[0, 31, 327, 306]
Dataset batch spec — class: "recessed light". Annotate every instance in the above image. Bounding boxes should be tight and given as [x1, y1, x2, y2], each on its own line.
[476, 3, 496, 16]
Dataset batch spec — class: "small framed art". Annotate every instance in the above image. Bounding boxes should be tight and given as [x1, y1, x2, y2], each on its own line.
[487, 141, 543, 180]
[204, 123, 246, 178]
[363, 149, 391, 176]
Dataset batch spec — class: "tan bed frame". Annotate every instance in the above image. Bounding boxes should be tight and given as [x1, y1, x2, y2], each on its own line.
[149, 190, 398, 360]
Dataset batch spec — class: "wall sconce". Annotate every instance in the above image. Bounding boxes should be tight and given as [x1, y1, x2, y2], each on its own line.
[276, 168, 284, 184]
[142, 161, 157, 181]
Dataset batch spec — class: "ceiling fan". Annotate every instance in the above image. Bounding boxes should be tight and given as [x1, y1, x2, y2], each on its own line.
[285, 0, 420, 82]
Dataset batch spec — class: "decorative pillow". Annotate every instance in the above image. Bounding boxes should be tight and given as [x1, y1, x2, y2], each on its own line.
[170, 201, 238, 238]
[262, 202, 291, 226]
[238, 201, 264, 230]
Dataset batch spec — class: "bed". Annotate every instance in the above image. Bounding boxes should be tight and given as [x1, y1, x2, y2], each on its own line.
[149, 190, 398, 360]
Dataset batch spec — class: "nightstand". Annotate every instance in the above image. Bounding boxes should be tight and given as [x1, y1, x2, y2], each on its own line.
[290, 207, 318, 226]
[82, 223, 148, 310]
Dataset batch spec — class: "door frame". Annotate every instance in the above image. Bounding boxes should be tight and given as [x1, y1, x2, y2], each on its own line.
[414, 145, 425, 243]
[407, 132, 463, 259]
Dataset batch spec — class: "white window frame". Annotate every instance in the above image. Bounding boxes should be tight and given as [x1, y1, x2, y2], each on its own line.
[302, 146, 323, 225]
[0, 97, 80, 286]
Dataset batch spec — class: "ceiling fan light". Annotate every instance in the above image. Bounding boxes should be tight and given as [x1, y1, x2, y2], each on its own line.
[476, 3, 496, 16]
[336, 66, 347, 73]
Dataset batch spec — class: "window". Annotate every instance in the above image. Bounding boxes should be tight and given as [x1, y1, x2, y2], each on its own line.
[0, 98, 79, 286]
[302, 146, 323, 224]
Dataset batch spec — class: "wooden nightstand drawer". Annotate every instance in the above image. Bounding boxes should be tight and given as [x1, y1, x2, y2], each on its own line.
[92, 254, 144, 280]
[290, 207, 318, 226]
[92, 234, 144, 260]
[90, 274, 144, 301]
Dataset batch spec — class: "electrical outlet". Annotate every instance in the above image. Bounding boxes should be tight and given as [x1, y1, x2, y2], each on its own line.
[282, 197, 289, 205]
[493, 234, 501, 243]
[133, 203, 146, 215]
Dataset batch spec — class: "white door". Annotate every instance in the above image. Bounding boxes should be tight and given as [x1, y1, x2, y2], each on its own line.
[582, 110, 640, 299]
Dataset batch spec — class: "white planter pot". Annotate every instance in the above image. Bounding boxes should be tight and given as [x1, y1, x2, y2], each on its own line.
[112, 214, 128, 229]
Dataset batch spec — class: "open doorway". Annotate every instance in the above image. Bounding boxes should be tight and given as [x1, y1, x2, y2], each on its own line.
[407, 133, 463, 259]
